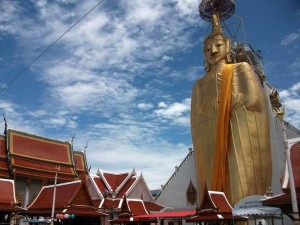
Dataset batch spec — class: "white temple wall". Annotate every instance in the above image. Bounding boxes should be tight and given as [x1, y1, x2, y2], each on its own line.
[155, 150, 198, 210]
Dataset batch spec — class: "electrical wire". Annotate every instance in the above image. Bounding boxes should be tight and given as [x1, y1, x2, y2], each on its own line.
[0, 0, 105, 94]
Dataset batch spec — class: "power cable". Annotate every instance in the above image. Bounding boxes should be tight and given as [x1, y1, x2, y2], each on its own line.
[0, 0, 105, 94]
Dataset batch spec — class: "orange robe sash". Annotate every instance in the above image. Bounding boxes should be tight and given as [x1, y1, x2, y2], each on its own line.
[212, 64, 233, 191]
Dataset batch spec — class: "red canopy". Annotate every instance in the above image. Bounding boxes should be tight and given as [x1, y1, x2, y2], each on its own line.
[134, 210, 196, 219]
[186, 213, 247, 222]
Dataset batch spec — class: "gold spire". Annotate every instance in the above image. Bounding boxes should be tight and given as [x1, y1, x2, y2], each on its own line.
[212, 13, 222, 32]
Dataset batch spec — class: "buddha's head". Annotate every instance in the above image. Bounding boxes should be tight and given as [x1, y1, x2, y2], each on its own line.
[203, 14, 232, 72]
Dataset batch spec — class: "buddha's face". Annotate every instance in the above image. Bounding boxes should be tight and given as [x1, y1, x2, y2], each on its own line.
[204, 34, 227, 66]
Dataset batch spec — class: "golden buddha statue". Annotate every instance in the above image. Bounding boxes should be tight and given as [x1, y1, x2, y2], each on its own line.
[191, 14, 272, 204]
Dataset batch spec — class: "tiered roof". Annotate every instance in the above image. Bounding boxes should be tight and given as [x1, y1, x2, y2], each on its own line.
[200, 190, 232, 213]
[26, 180, 106, 217]
[91, 169, 163, 213]
[186, 189, 246, 222]
[7, 129, 78, 181]
[110, 196, 156, 224]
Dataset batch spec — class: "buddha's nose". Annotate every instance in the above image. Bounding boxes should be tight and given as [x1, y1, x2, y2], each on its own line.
[211, 45, 218, 53]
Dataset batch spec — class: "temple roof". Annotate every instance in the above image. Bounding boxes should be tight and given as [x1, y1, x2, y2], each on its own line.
[0, 135, 10, 178]
[26, 179, 106, 216]
[143, 201, 164, 212]
[7, 129, 78, 181]
[97, 170, 135, 194]
[94, 169, 138, 199]
[27, 180, 83, 209]
[0, 178, 21, 211]
[199, 187, 233, 213]
[91, 169, 161, 214]
[127, 199, 149, 216]
[119, 196, 149, 216]
[186, 189, 246, 223]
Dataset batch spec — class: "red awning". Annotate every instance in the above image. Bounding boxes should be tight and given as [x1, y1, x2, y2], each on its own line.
[186, 212, 247, 222]
[134, 210, 196, 219]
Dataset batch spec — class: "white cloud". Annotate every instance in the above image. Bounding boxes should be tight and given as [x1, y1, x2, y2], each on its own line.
[281, 32, 300, 46]
[0, 0, 199, 189]
[279, 82, 300, 128]
[137, 103, 153, 110]
[158, 102, 168, 108]
[162, 55, 174, 62]
[154, 98, 191, 126]
[155, 99, 190, 117]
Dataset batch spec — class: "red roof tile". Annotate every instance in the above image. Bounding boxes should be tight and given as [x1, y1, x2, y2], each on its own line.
[0, 178, 18, 211]
[143, 201, 164, 212]
[117, 177, 136, 198]
[209, 192, 232, 213]
[102, 172, 130, 191]
[93, 176, 110, 196]
[28, 181, 81, 209]
[7, 130, 77, 181]
[127, 200, 148, 216]
[101, 198, 120, 209]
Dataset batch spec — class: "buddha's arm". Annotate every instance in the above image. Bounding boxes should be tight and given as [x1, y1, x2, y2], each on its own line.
[234, 62, 265, 112]
[191, 79, 202, 125]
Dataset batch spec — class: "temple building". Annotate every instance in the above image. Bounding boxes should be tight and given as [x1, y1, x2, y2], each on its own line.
[0, 127, 163, 225]
[0, 129, 79, 208]
[90, 169, 163, 224]
[154, 148, 199, 210]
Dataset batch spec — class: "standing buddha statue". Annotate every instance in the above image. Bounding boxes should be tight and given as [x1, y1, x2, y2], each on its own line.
[190, 13, 272, 204]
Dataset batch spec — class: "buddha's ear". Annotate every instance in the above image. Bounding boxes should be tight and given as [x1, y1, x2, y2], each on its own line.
[205, 61, 210, 72]
[226, 39, 233, 63]
[226, 39, 230, 54]
[203, 44, 210, 72]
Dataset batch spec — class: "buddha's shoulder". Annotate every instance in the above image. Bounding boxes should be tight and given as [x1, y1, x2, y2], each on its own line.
[195, 72, 216, 85]
[233, 62, 252, 71]
[233, 62, 257, 78]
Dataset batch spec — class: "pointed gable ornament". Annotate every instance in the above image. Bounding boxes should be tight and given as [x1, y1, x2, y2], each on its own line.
[186, 179, 197, 205]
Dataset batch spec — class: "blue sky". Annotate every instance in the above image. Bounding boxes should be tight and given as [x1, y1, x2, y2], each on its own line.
[0, 0, 299, 190]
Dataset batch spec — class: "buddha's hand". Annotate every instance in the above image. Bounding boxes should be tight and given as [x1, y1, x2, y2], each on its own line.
[232, 92, 243, 109]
